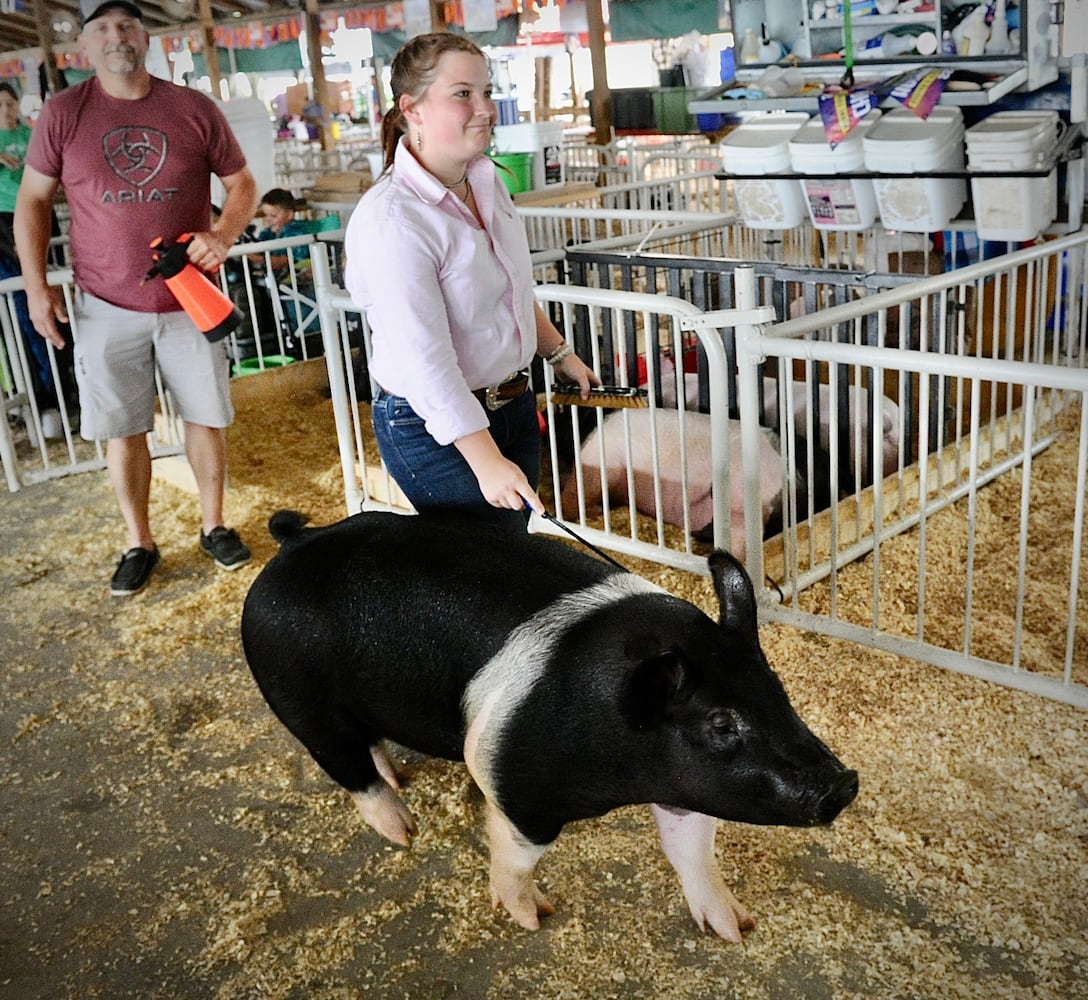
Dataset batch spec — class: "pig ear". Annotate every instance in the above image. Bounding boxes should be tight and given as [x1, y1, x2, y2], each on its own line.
[708, 550, 758, 637]
[621, 650, 690, 730]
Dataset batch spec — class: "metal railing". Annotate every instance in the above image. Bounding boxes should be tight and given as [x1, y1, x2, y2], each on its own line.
[723, 239, 1088, 708]
[0, 269, 185, 491]
[312, 231, 1088, 707]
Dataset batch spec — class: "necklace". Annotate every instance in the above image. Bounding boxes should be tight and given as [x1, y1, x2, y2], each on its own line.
[443, 171, 468, 189]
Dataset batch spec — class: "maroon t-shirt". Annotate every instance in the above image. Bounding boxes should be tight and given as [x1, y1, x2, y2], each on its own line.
[27, 76, 247, 312]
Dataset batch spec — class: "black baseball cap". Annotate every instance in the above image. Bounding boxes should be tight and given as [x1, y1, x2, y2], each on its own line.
[80, 0, 143, 26]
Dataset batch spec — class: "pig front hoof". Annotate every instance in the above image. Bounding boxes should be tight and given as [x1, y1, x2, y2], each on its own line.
[490, 876, 556, 931]
[652, 806, 755, 943]
[683, 879, 755, 943]
[483, 799, 553, 930]
[350, 783, 417, 847]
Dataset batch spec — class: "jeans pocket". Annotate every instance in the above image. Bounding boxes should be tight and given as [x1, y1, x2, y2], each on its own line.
[383, 396, 425, 429]
[376, 393, 422, 428]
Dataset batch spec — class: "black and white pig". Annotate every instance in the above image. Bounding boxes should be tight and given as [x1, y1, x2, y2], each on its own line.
[241, 510, 858, 942]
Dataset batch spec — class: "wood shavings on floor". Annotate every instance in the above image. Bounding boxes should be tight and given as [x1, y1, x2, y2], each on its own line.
[1, 371, 1085, 999]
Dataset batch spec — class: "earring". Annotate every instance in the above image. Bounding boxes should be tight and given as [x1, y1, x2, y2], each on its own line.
[416, 129, 422, 151]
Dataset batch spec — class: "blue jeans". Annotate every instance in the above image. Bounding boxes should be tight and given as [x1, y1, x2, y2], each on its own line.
[372, 388, 540, 530]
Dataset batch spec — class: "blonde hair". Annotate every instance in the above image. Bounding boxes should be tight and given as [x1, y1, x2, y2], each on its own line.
[379, 32, 488, 172]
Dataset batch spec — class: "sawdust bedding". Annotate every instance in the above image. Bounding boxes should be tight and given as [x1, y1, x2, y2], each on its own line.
[1, 374, 1086, 1000]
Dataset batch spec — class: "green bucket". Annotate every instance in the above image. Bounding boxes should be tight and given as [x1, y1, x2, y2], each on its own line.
[490, 152, 533, 196]
[232, 354, 295, 377]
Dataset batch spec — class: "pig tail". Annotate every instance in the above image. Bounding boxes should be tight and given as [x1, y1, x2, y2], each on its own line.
[381, 31, 489, 173]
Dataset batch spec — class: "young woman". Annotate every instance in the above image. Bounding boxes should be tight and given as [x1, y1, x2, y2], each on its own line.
[343, 33, 597, 528]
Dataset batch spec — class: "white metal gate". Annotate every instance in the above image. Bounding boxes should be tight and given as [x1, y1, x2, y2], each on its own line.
[722, 245, 1088, 709]
[314, 232, 1088, 708]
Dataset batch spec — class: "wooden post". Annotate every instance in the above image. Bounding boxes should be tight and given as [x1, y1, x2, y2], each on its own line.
[197, 0, 222, 98]
[304, 0, 332, 150]
[536, 54, 550, 120]
[32, 0, 64, 95]
[431, 0, 447, 31]
[585, 0, 610, 143]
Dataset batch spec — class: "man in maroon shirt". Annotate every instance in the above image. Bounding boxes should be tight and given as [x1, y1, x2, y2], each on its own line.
[15, 0, 259, 596]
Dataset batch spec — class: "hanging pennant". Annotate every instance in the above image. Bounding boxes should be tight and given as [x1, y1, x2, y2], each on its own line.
[816, 0, 869, 148]
[403, 0, 433, 37]
[462, 0, 498, 32]
[817, 87, 879, 148]
[818, 63, 950, 148]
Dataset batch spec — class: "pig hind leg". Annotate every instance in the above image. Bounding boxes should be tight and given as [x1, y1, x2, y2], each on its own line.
[369, 742, 402, 790]
[484, 799, 555, 930]
[284, 707, 417, 847]
[350, 781, 417, 848]
[651, 804, 755, 943]
[351, 743, 416, 845]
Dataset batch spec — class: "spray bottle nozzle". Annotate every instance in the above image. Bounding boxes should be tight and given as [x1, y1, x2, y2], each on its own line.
[142, 234, 193, 285]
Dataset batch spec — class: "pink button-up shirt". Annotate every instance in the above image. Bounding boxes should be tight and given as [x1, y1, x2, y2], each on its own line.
[344, 139, 537, 446]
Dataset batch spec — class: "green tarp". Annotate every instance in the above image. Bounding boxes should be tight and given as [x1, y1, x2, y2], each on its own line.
[191, 43, 304, 76]
[370, 14, 519, 59]
[609, 0, 720, 42]
[188, 14, 519, 74]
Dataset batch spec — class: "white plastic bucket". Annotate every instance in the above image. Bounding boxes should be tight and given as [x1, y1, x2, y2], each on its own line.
[720, 112, 810, 229]
[966, 110, 1060, 242]
[862, 107, 967, 233]
[492, 122, 565, 190]
[788, 112, 881, 231]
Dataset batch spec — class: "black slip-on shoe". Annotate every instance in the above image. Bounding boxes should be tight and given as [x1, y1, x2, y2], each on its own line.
[200, 526, 251, 570]
[110, 546, 160, 597]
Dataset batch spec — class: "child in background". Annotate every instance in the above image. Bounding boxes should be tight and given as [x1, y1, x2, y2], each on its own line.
[0, 82, 31, 232]
[252, 187, 311, 278]
[251, 187, 316, 352]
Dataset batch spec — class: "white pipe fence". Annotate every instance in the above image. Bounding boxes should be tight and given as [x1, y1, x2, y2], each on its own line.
[0, 230, 347, 490]
[311, 233, 1087, 708]
[3, 190, 1085, 709]
[0, 268, 185, 491]
[720, 239, 1088, 708]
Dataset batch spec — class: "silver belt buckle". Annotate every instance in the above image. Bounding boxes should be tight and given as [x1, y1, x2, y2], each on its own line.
[485, 383, 512, 411]
[484, 370, 525, 411]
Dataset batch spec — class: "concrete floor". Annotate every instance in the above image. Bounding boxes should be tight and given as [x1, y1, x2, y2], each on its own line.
[2, 387, 1086, 999]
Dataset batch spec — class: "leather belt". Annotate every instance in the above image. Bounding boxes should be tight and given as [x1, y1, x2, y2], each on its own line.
[473, 369, 531, 411]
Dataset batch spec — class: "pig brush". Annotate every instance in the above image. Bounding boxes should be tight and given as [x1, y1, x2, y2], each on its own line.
[549, 385, 648, 408]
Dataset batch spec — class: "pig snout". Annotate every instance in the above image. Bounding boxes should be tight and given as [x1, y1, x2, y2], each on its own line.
[815, 767, 860, 824]
[765, 754, 859, 827]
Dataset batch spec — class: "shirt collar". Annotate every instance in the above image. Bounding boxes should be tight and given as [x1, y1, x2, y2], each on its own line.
[392, 137, 489, 206]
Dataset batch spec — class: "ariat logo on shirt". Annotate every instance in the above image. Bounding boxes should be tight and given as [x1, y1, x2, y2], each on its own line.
[100, 126, 179, 203]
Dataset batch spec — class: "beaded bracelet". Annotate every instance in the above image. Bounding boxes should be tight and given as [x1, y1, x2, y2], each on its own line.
[544, 342, 573, 366]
